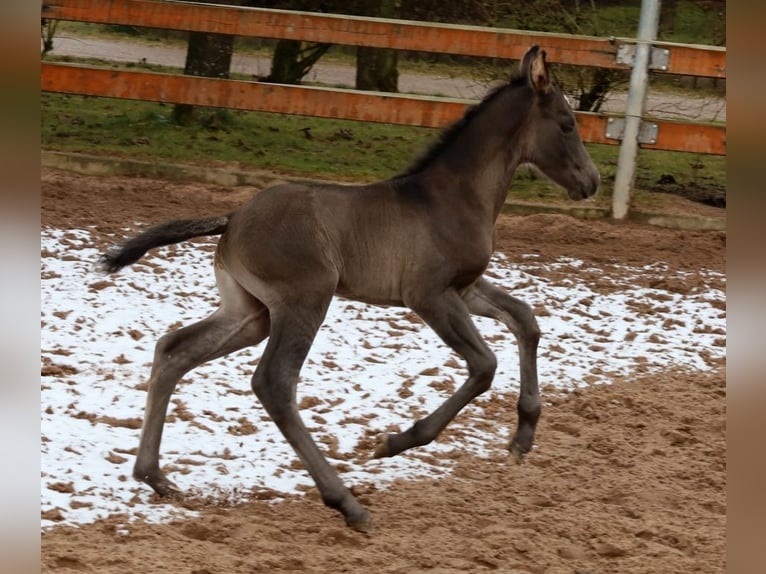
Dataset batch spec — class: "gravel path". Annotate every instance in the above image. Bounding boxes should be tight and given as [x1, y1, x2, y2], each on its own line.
[48, 35, 726, 121]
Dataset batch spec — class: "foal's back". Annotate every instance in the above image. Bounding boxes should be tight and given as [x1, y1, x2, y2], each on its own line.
[218, 177, 493, 308]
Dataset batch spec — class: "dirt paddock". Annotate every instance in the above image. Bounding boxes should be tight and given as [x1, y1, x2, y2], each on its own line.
[41, 169, 725, 574]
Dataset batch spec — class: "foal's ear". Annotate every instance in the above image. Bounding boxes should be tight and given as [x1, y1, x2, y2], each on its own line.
[520, 45, 551, 95]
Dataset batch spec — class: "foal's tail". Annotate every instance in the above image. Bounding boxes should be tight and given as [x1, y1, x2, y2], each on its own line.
[97, 214, 233, 274]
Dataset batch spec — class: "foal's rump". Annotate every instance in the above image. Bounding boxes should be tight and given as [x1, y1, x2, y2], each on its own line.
[218, 183, 344, 283]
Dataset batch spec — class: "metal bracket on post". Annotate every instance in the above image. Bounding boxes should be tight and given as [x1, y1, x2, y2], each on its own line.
[605, 117, 659, 145]
[616, 44, 670, 72]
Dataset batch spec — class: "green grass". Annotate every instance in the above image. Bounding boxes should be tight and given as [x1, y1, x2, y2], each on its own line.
[42, 93, 430, 182]
[593, 1, 725, 46]
[41, 93, 726, 210]
[660, 0, 726, 45]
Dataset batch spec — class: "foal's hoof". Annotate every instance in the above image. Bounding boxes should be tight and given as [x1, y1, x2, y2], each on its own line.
[135, 471, 183, 498]
[155, 481, 183, 498]
[347, 513, 373, 534]
[372, 433, 391, 459]
[508, 441, 528, 464]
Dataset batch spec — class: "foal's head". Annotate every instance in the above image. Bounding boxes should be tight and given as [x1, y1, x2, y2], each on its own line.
[516, 46, 600, 200]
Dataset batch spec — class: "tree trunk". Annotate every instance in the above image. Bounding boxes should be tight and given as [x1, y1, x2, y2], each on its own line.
[356, 47, 399, 92]
[265, 40, 332, 84]
[172, 3, 236, 126]
[354, 0, 400, 92]
[577, 68, 618, 112]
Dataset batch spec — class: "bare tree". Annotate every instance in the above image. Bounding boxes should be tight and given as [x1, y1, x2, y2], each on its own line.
[256, 0, 337, 84]
[265, 40, 332, 84]
[173, 30, 236, 125]
[41, 18, 59, 57]
[172, 0, 239, 125]
[354, 0, 401, 92]
[508, 0, 629, 111]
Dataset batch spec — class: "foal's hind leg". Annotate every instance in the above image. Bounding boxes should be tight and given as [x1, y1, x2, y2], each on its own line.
[133, 269, 269, 496]
[461, 277, 541, 461]
[251, 300, 372, 532]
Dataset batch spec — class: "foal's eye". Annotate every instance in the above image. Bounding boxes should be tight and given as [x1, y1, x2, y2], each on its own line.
[561, 120, 575, 134]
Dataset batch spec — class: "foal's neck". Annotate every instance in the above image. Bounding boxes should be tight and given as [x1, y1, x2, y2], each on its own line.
[424, 85, 531, 220]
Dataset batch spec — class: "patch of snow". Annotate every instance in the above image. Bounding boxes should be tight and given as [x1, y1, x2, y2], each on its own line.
[41, 227, 725, 529]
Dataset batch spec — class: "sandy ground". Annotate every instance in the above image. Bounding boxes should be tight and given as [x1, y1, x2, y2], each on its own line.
[40, 168, 725, 573]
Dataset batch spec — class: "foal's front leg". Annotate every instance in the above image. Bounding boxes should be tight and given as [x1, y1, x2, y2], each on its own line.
[373, 288, 497, 458]
[461, 278, 541, 461]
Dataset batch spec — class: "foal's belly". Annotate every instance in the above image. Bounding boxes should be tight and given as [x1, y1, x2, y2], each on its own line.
[334, 278, 407, 308]
[334, 254, 489, 309]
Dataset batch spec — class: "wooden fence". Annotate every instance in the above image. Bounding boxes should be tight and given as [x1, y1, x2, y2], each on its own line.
[41, 0, 726, 192]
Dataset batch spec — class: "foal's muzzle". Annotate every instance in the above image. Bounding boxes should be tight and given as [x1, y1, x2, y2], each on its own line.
[567, 168, 600, 201]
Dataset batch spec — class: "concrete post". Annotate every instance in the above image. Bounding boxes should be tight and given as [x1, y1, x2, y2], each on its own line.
[611, 0, 663, 219]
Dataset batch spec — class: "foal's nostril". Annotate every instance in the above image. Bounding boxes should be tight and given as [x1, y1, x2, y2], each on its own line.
[586, 168, 601, 197]
[591, 175, 601, 196]
[573, 170, 600, 200]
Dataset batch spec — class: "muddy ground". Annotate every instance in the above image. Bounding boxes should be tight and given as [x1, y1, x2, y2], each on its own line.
[41, 169, 725, 574]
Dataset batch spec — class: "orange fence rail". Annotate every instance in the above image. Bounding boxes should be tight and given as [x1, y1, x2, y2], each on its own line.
[41, 0, 726, 78]
[40, 0, 726, 156]
[42, 62, 726, 156]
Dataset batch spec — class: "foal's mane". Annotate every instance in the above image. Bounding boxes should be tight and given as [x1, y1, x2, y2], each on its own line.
[394, 73, 528, 179]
